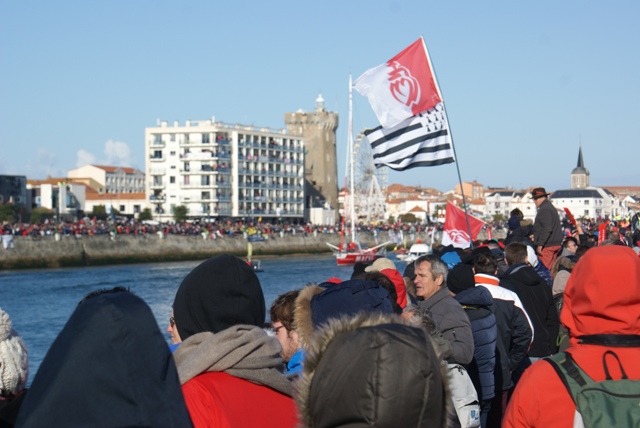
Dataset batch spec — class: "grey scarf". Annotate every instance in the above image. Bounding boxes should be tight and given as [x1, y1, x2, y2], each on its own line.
[173, 324, 293, 396]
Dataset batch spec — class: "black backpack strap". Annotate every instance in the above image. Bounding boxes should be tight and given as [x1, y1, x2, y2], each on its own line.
[602, 350, 629, 380]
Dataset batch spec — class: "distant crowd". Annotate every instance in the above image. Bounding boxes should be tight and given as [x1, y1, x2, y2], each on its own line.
[1, 188, 640, 427]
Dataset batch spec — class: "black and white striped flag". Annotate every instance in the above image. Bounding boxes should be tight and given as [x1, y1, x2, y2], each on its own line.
[363, 102, 455, 171]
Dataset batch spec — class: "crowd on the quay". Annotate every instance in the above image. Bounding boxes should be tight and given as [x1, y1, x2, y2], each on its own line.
[1, 187, 640, 427]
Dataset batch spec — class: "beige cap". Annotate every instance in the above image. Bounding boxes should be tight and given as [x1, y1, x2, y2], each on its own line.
[364, 258, 396, 272]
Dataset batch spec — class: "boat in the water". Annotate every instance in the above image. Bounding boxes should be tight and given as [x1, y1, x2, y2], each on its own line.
[327, 241, 390, 266]
[402, 243, 433, 264]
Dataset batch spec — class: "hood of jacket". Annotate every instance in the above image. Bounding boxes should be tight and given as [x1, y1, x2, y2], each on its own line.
[380, 268, 408, 309]
[294, 280, 394, 349]
[15, 292, 192, 428]
[296, 312, 453, 428]
[505, 263, 544, 286]
[561, 246, 640, 339]
[453, 285, 493, 307]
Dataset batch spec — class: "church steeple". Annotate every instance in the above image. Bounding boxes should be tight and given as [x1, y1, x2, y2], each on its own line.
[571, 145, 590, 189]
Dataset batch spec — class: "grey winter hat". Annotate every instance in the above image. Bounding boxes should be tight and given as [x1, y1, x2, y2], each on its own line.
[0, 307, 28, 396]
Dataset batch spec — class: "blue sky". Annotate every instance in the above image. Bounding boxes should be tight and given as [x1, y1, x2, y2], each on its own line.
[1, 1, 638, 193]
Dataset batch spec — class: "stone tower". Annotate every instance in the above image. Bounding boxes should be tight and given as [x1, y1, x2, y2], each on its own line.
[285, 95, 339, 223]
[571, 146, 590, 189]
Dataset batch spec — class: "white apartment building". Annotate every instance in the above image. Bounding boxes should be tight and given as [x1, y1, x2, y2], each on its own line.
[68, 165, 145, 194]
[145, 118, 305, 221]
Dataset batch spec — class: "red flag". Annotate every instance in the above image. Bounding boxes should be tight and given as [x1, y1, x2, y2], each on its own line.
[354, 37, 442, 128]
[563, 208, 577, 227]
[441, 202, 485, 249]
[486, 226, 492, 241]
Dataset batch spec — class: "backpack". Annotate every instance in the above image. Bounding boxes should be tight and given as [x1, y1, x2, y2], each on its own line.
[446, 363, 481, 428]
[545, 350, 640, 427]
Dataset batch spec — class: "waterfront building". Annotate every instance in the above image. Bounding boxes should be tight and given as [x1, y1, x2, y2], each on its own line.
[0, 175, 28, 221]
[144, 118, 305, 222]
[68, 165, 145, 194]
[27, 178, 85, 221]
[84, 189, 147, 218]
[285, 95, 339, 223]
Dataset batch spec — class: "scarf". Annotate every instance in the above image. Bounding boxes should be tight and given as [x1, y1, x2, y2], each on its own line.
[173, 324, 293, 396]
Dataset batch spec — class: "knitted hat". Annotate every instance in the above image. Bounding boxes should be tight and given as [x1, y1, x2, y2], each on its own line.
[0, 308, 28, 396]
[172, 254, 266, 340]
[446, 264, 476, 295]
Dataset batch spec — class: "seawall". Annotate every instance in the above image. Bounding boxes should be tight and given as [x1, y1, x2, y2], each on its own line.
[0, 232, 362, 270]
[0, 229, 502, 270]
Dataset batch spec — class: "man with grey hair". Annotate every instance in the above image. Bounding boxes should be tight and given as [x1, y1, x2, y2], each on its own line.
[415, 255, 474, 365]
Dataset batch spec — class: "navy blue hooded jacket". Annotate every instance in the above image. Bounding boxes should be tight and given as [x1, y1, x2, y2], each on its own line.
[454, 286, 497, 401]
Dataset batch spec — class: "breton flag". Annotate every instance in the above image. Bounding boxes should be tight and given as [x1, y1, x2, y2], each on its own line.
[355, 37, 455, 171]
[441, 202, 485, 249]
[354, 38, 442, 128]
[363, 103, 454, 171]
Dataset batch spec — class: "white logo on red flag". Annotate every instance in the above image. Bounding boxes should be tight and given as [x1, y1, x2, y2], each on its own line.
[354, 37, 443, 128]
[388, 61, 421, 108]
[441, 201, 485, 249]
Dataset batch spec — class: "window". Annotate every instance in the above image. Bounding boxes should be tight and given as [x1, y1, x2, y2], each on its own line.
[170, 134, 175, 142]
[170, 151, 176, 156]
[183, 176, 190, 185]
[119, 205, 125, 212]
[201, 175, 210, 186]
[170, 176, 175, 184]
[203, 134, 210, 144]
[584, 200, 589, 205]
[202, 192, 211, 200]
[153, 150, 162, 159]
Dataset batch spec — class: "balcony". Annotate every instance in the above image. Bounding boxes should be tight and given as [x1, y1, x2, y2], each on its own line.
[150, 182, 165, 190]
[149, 155, 163, 162]
[149, 168, 165, 175]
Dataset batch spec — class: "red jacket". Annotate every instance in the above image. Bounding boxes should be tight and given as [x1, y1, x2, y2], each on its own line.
[182, 372, 298, 428]
[503, 246, 640, 427]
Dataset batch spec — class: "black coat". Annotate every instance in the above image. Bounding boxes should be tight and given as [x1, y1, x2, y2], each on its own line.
[15, 292, 192, 428]
[502, 264, 559, 357]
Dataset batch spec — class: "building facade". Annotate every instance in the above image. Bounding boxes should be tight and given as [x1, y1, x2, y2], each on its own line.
[284, 95, 339, 223]
[68, 165, 145, 194]
[144, 118, 305, 222]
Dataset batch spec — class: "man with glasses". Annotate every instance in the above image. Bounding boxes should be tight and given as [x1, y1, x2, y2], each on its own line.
[269, 289, 303, 376]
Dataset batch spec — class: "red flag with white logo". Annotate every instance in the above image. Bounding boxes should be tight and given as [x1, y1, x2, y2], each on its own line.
[354, 37, 442, 128]
[441, 201, 485, 249]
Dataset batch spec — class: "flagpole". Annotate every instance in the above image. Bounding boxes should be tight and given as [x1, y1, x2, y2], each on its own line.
[420, 36, 474, 248]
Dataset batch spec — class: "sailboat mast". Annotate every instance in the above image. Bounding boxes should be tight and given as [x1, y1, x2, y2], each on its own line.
[348, 75, 356, 243]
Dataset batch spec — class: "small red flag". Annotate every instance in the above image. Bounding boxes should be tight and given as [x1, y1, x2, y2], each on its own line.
[441, 202, 485, 248]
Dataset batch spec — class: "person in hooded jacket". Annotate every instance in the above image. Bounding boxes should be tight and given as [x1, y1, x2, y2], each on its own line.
[448, 264, 497, 428]
[503, 245, 640, 427]
[171, 254, 297, 428]
[14, 288, 192, 428]
[0, 308, 28, 428]
[296, 312, 455, 428]
[501, 242, 559, 364]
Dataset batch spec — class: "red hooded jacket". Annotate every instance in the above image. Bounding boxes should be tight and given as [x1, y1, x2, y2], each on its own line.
[504, 246, 640, 427]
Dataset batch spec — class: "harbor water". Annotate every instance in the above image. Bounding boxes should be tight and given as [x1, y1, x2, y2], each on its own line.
[0, 254, 406, 384]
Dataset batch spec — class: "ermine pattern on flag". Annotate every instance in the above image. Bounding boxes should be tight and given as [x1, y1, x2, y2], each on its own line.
[364, 103, 455, 171]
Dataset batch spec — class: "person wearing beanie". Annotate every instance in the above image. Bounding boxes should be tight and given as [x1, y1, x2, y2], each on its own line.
[448, 264, 497, 428]
[0, 308, 28, 428]
[14, 289, 192, 428]
[415, 255, 474, 366]
[504, 246, 640, 427]
[171, 254, 297, 428]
